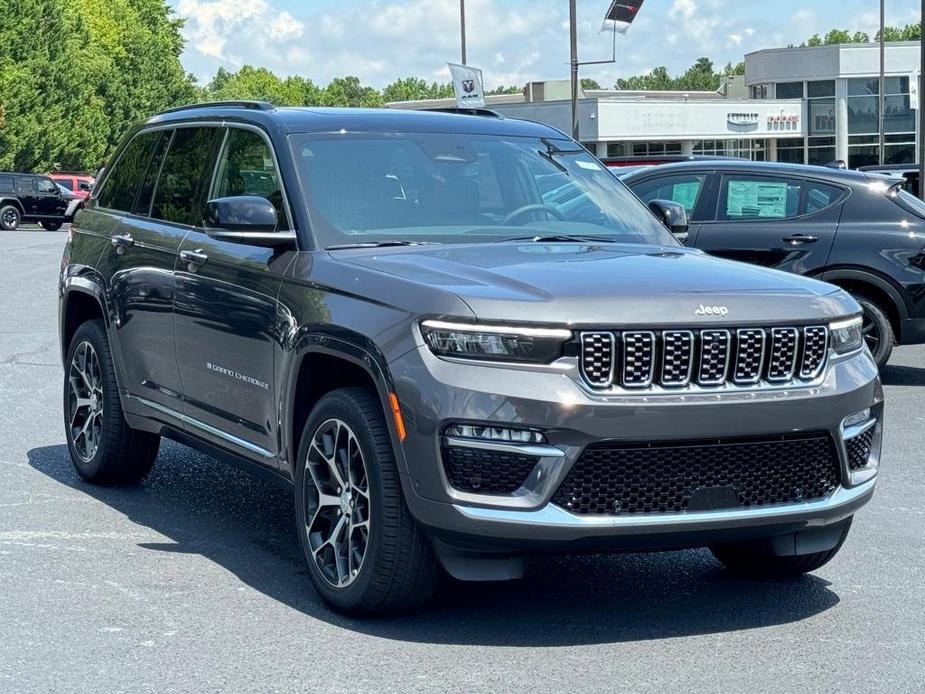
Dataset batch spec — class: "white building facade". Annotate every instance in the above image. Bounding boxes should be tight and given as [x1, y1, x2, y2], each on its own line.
[746, 41, 918, 167]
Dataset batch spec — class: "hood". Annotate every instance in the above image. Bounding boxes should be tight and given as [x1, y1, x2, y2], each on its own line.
[332, 242, 857, 326]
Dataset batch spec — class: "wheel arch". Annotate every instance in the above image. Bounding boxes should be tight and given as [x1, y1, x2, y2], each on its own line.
[0, 197, 24, 214]
[60, 278, 109, 362]
[282, 332, 406, 482]
[816, 266, 908, 341]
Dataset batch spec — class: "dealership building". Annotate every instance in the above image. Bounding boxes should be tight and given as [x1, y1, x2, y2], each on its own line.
[387, 41, 920, 167]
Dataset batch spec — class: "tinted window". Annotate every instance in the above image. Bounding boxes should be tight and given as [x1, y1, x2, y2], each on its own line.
[720, 176, 843, 220]
[212, 128, 288, 229]
[37, 178, 57, 194]
[0, 176, 12, 192]
[98, 132, 159, 212]
[721, 176, 801, 219]
[776, 81, 803, 99]
[151, 127, 217, 225]
[56, 179, 75, 191]
[16, 178, 33, 195]
[630, 174, 707, 216]
[134, 131, 171, 217]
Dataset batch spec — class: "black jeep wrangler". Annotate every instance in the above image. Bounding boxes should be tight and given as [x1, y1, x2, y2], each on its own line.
[0, 172, 72, 231]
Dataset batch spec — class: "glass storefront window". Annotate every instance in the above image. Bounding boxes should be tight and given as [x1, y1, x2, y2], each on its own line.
[776, 81, 803, 99]
[807, 80, 835, 98]
[847, 76, 909, 96]
[808, 98, 836, 135]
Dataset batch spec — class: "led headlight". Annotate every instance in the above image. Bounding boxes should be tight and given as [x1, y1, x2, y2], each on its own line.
[830, 316, 864, 354]
[420, 320, 571, 363]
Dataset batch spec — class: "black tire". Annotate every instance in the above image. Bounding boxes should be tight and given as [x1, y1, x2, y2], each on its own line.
[853, 294, 894, 369]
[40, 220, 63, 231]
[63, 319, 160, 484]
[710, 517, 852, 578]
[294, 387, 438, 616]
[0, 204, 20, 231]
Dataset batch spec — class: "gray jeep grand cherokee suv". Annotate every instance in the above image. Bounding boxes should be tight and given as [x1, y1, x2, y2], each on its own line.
[59, 103, 883, 615]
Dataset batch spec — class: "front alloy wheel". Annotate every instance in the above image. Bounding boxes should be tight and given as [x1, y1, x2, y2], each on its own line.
[67, 341, 104, 462]
[303, 418, 371, 588]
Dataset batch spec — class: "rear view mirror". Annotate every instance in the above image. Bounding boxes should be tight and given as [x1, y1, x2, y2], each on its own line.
[648, 199, 689, 242]
[205, 196, 295, 248]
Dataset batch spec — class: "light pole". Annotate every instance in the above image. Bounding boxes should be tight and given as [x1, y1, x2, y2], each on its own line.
[460, 0, 467, 65]
[879, 0, 886, 165]
[569, 0, 579, 139]
[919, 0, 925, 200]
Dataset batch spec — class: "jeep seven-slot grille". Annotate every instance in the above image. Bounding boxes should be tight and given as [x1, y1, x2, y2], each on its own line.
[579, 326, 828, 390]
[552, 433, 840, 515]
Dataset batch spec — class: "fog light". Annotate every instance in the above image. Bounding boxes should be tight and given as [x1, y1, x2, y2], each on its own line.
[843, 408, 871, 429]
[445, 424, 546, 444]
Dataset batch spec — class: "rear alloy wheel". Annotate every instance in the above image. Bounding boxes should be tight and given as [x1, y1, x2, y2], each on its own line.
[853, 294, 893, 369]
[294, 387, 438, 615]
[0, 205, 20, 231]
[40, 220, 63, 231]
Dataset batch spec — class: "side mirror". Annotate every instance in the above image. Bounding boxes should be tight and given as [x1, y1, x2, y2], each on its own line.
[205, 196, 295, 248]
[648, 199, 689, 243]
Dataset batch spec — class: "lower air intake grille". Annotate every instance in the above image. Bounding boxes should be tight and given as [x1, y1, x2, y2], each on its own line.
[442, 445, 539, 494]
[552, 433, 840, 515]
[846, 427, 874, 471]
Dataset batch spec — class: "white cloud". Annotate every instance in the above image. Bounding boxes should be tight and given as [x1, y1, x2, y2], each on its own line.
[268, 11, 304, 41]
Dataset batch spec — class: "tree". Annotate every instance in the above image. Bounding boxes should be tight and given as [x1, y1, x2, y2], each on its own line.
[322, 76, 383, 107]
[0, 0, 195, 172]
[382, 77, 453, 103]
[580, 78, 601, 90]
[205, 65, 321, 105]
[615, 58, 721, 91]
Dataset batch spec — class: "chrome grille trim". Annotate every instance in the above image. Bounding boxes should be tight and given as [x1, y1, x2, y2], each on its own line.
[579, 332, 615, 388]
[768, 327, 799, 382]
[800, 326, 829, 379]
[621, 331, 656, 387]
[732, 328, 766, 384]
[575, 325, 831, 391]
[698, 330, 731, 385]
[660, 330, 694, 386]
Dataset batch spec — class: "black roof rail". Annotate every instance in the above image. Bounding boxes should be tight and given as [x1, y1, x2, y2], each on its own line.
[159, 100, 276, 115]
[424, 107, 503, 118]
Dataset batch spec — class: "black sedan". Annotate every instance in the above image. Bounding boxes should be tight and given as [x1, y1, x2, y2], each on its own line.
[620, 160, 925, 367]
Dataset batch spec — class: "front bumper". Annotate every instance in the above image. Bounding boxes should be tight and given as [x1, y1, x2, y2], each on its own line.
[390, 344, 883, 551]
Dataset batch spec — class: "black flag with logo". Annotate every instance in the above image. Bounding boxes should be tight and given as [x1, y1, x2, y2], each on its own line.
[605, 0, 645, 33]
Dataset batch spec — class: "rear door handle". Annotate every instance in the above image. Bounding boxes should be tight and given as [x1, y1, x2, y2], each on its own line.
[180, 248, 208, 270]
[111, 234, 134, 254]
[782, 234, 819, 245]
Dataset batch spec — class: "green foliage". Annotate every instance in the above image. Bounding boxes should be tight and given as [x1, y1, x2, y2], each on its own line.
[205, 65, 321, 105]
[616, 58, 721, 91]
[804, 24, 918, 46]
[381, 77, 454, 103]
[0, 0, 195, 172]
[580, 78, 601, 90]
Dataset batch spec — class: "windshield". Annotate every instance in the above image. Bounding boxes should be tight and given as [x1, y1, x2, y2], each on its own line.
[289, 132, 678, 248]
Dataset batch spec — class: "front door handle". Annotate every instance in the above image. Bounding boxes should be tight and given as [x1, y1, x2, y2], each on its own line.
[782, 234, 819, 245]
[111, 234, 134, 255]
[180, 248, 208, 271]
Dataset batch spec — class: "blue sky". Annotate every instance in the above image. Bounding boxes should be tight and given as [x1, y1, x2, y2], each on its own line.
[168, 0, 923, 88]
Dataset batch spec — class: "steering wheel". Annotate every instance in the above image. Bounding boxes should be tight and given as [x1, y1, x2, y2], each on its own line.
[501, 204, 567, 225]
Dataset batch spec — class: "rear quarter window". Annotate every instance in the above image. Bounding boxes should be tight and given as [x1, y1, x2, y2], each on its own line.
[0, 176, 12, 193]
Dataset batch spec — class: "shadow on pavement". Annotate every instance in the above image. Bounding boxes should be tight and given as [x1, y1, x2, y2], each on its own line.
[29, 442, 840, 645]
[880, 363, 925, 386]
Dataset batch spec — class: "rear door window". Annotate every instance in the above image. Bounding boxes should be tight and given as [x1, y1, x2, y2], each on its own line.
[151, 127, 218, 226]
[16, 178, 34, 195]
[97, 131, 159, 212]
[630, 174, 707, 217]
[719, 175, 844, 220]
[133, 131, 172, 217]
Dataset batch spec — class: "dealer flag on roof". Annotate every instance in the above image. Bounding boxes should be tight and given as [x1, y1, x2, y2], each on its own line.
[605, 0, 646, 34]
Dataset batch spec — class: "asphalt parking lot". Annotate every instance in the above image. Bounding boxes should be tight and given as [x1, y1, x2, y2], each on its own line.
[2, 230, 924, 693]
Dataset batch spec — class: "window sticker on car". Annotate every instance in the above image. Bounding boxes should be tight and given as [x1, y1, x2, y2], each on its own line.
[727, 180, 787, 218]
[672, 181, 701, 212]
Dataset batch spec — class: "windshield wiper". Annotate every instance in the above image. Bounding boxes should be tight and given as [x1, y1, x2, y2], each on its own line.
[498, 234, 615, 244]
[326, 240, 440, 250]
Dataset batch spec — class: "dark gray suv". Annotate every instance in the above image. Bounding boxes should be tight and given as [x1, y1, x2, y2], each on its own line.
[59, 102, 883, 615]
